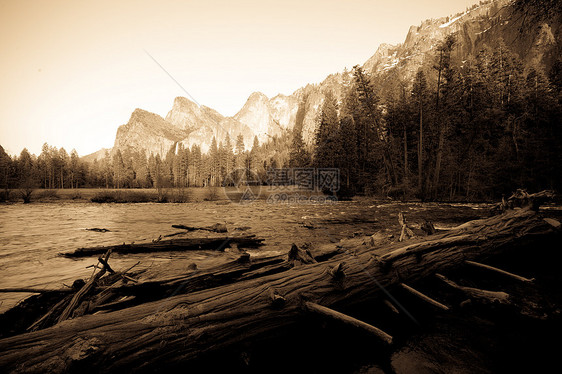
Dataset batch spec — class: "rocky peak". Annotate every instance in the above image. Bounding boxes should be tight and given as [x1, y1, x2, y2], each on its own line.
[234, 92, 275, 143]
[165, 96, 224, 132]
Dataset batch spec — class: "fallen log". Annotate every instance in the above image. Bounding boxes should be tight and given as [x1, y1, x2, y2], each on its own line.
[435, 273, 510, 304]
[304, 301, 393, 344]
[508, 189, 556, 211]
[399, 283, 449, 311]
[85, 228, 111, 233]
[0, 208, 558, 373]
[57, 251, 113, 323]
[464, 260, 534, 283]
[60, 235, 264, 258]
[172, 223, 228, 233]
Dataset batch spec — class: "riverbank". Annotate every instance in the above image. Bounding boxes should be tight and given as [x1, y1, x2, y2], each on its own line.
[1, 186, 340, 204]
[2, 188, 221, 204]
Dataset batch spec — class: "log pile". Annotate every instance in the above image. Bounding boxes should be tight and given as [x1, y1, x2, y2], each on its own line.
[21, 252, 142, 333]
[491, 189, 556, 214]
[0, 205, 559, 373]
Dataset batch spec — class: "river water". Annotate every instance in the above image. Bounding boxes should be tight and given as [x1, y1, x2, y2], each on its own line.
[0, 199, 389, 313]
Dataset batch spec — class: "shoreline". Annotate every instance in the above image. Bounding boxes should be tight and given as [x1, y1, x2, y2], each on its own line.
[0, 187, 506, 205]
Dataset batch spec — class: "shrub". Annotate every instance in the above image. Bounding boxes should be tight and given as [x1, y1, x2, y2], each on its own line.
[203, 187, 219, 201]
[91, 191, 119, 203]
[70, 191, 83, 200]
[19, 188, 34, 204]
[91, 190, 154, 203]
[36, 189, 59, 200]
[169, 188, 192, 203]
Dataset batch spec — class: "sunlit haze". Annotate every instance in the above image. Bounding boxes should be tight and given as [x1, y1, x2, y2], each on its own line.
[0, 0, 480, 156]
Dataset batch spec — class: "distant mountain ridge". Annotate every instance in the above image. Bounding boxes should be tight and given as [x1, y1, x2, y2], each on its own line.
[83, 0, 561, 161]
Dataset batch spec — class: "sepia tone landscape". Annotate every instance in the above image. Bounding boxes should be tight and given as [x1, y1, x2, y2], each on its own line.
[1, 0, 561, 373]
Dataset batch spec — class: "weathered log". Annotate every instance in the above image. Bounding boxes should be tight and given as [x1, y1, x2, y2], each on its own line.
[85, 228, 111, 233]
[507, 189, 556, 211]
[172, 223, 228, 233]
[288, 243, 317, 266]
[420, 220, 436, 235]
[464, 260, 534, 283]
[398, 212, 415, 242]
[435, 273, 510, 304]
[0, 208, 558, 373]
[57, 251, 112, 323]
[399, 283, 449, 311]
[61, 235, 264, 258]
[304, 301, 393, 344]
[91, 296, 137, 313]
[26, 295, 73, 332]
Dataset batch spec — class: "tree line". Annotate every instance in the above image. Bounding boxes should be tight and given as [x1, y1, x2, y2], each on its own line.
[305, 36, 562, 200]
[0, 131, 293, 196]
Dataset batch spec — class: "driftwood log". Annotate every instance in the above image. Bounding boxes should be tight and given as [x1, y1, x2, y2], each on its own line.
[0, 208, 559, 373]
[398, 212, 415, 242]
[61, 235, 264, 258]
[171, 223, 228, 233]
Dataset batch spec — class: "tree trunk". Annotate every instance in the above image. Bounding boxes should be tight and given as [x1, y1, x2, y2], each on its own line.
[0, 208, 558, 373]
[433, 124, 446, 198]
[418, 101, 423, 199]
[403, 123, 408, 195]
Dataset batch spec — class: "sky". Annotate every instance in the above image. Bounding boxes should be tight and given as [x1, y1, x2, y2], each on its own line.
[0, 0, 481, 156]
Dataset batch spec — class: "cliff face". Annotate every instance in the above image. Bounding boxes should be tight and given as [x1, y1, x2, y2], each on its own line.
[165, 97, 222, 132]
[233, 92, 298, 144]
[107, 0, 560, 159]
[113, 109, 188, 157]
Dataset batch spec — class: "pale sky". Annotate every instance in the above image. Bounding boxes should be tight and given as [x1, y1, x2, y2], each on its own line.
[0, 0, 480, 156]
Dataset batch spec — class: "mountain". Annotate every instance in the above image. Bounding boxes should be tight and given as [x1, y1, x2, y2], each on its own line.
[233, 92, 298, 143]
[164, 96, 254, 153]
[81, 148, 110, 163]
[102, 0, 560, 160]
[112, 92, 299, 157]
[164, 96, 223, 132]
[113, 109, 188, 157]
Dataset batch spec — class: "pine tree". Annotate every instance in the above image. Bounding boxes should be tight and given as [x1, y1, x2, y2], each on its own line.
[338, 114, 358, 193]
[313, 91, 340, 168]
[289, 95, 311, 168]
[69, 149, 80, 188]
[431, 34, 456, 199]
[112, 150, 125, 189]
[351, 65, 397, 189]
[412, 69, 429, 199]
[209, 137, 219, 186]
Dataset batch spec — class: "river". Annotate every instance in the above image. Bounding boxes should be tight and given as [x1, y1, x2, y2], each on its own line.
[0, 199, 394, 312]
